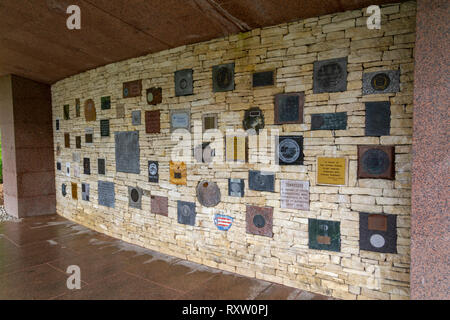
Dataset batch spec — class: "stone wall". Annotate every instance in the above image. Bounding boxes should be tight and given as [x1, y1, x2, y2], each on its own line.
[51, 1, 416, 299]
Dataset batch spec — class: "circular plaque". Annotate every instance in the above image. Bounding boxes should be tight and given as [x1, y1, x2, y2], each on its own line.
[362, 149, 390, 175]
[319, 224, 329, 232]
[180, 78, 188, 90]
[149, 163, 158, 176]
[147, 92, 153, 102]
[231, 182, 241, 193]
[253, 215, 266, 228]
[216, 66, 232, 89]
[62, 184, 67, 197]
[123, 88, 129, 97]
[279, 138, 300, 163]
[243, 107, 265, 133]
[196, 180, 221, 207]
[317, 62, 342, 90]
[371, 73, 390, 91]
[370, 234, 386, 248]
[181, 204, 191, 217]
[130, 188, 140, 203]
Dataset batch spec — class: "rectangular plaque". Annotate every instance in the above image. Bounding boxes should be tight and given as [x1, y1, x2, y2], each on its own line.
[123, 80, 142, 98]
[202, 113, 218, 131]
[228, 178, 244, 197]
[360, 212, 397, 253]
[311, 112, 347, 130]
[249, 171, 275, 192]
[252, 70, 275, 87]
[317, 157, 346, 186]
[145, 110, 160, 133]
[75, 98, 80, 117]
[175, 69, 193, 96]
[116, 103, 125, 119]
[115, 131, 140, 174]
[64, 133, 70, 148]
[71, 182, 78, 200]
[131, 110, 141, 126]
[128, 186, 143, 209]
[357, 145, 395, 179]
[246, 205, 273, 238]
[75, 136, 81, 149]
[148, 161, 158, 183]
[277, 136, 304, 165]
[81, 183, 90, 201]
[98, 158, 106, 175]
[274, 92, 304, 124]
[72, 152, 80, 163]
[146, 87, 162, 105]
[213, 63, 235, 92]
[85, 128, 93, 145]
[170, 161, 186, 185]
[65, 162, 70, 177]
[309, 218, 340, 252]
[101, 96, 111, 110]
[280, 180, 309, 211]
[98, 181, 115, 208]
[151, 195, 168, 216]
[100, 119, 110, 137]
[313, 57, 347, 93]
[56, 162, 61, 171]
[64, 104, 70, 120]
[225, 134, 246, 162]
[83, 158, 90, 175]
[73, 164, 80, 178]
[177, 201, 196, 226]
[55, 119, 60, 131]
[368, 214, 388, 231]
[365, 101, 390, 136]
[170, 109, 190, 132]
[363, 70, 400, 95]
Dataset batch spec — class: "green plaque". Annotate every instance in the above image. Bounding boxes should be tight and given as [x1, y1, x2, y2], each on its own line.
[308, 218, 340, 252]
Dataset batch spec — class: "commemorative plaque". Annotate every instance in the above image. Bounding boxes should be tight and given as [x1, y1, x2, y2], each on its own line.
[56, 119, 60, 131]
[83, 158, 90, 175]
[65, 162, 70, 177]
[100, 119, 110, 137]
[280, 180, 309, 211]
[56, 161, 61, 171]
[85, 128, 93, 145]
[365, 101, 390, 136]
[311, 112, 347, 130]
[84, 99, 96, 121]
[151, 195, 168, 216]
[116, 103, 125, 119]
[145, 110, 160, 134]
[147, 87, 162, 105]
[169, 161, 186, 185]
[98, 181, 115, 208]
[196, 181, 221, 207]
[363, 70, 400, 95]
[123, 80, 142, 98]
[309, 218, 341, 252]
[175, 69, 193, 96]
[98, 158, 106, 175]
[81, 183, 90, 201]
[71, 182, 78, 200]
[73, 164, 80, 178]
[75, 98, 80, 117]
[212, 63, 235, 92]
[228, 178, 244, 197]
[249, 170, 275, 192]
[252, 70, 275, 87]
[177, 201, 196, 226]
[243, 107, 264, 134]
[72, 152, 80, 163]
[131, 110, 141, 126]
[194, 142, 215, 163]
[128, 186, 143, 209]
[358, 145, 395, 179]
[225, 134, 246, 163]
[274, 92, 304, 125]
[56, 143, 61, 156]
[313, 57, 347, 93]
[317, 157, 346, 186]
[64, 104, 70, 120]
[64, 133, 70, 148]
[214, 214, 234, 231]
[101, 96, 111, 110]
[202, 113, 218, 131]
[246, 205, 273, 238]
[360, 212, 397, 253]
[148, 161, 158, 183]
[62, 184, 67, 197]
[276, 136, 304, 165]
[115, 131, 140, 174]
[75, 136, 81, 149]
[170, 109, 190, 132]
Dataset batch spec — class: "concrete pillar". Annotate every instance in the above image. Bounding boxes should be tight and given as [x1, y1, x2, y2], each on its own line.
[0, 75, 56, 218]
[411, 0, 449, 299]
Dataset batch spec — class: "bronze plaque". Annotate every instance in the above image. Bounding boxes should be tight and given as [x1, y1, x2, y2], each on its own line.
[246, 205, 273, 238]
[316, 235, 331, 245]
[170, 161, 186, 185]
[84, 99, 96, 121]
[147, 87, 162, 105]
[75, 136, 81, 149]
[196, 181, 221, 207]
[71, 182, 78, 200]
[123, 80, 142, 98]
[212, 63, 235, 92]
[145, 110, 160, 134]
[116, 103, 125, 119]
[358, 145, 395, 180]
[317, 157, 346, 186]
[64, 133, 70, 148]
[368, 214, 388, 231]
[151, 195, 168, 216]
[274, 92, 304, 125]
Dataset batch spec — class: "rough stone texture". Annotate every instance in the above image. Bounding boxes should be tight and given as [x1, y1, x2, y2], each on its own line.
[51, 2, 416, 300]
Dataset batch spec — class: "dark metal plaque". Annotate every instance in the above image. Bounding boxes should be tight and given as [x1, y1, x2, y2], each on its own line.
[252, 70, 274, 87]
[246, 205, 273, 237]
[64, 104, 70, 120]
[360, 212, 397, 253]
[64, 133, 70, 148]
[98, 158, 106, 175]
[228, 178, 244, 197]
[131, 110, 141, 126]
[358, 145, 395, 179]
[100, 119, 110, 137]
[243, 107, 265, 134]
[56, 162, 61, 171]
[75, 99, 80, 117]
[313, 57, 347, 93]
[83, 158, 90, 175]
[177, 201, 196, 226]
[81, 183, 90, 201]
[148, 161, 158, 183]
[115, 131, 140, 174]
[98, 181, 115, 208]
[175, 69, 193, 96]
[363, 70, 400, 95]
[151, 195, 168, 216]
[308, 218, 340, 252]
[365, 101, 390, 136]
[202, 113, 218, 131]
[145, 110, 160, 134]
[128, 186, 143, 209]
[84, 99, 96, 121]
[116, 103, 125, 119]
[85, 127, 93, 144]
[249, 171, 275, 192]
[71, 182, 77, 200]
[311, 112, 347, 130]
[274, 92, 304, 124]
[56, 119, 60, 131]
[147, 87, 162, 105]
[196, 181, 221, 207]
[101, 96, 111, 110]
[123, 80, 142, 98]
[276, 136, 304, 165]
[62, 184, 67, 197]
[170, 109, 190, 132]
[75, 136, 81, 149]
[212, 63, 235, 92]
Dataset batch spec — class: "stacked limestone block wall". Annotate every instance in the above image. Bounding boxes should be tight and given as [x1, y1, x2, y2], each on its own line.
[52, 1, 416, 300]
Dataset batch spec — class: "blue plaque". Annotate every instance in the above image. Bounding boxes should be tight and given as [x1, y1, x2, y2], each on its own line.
[311, 112, 347, 130]
[131, 110, 141, 126]
[170, 110, 190, 132]
[115, 131, 140, 174]
[214, 214, 234, 231]
[249, 171, 275, 192]
[98, 181, 115, 208]
[148, 161, 158, 183]
[177, 201, 196, 226]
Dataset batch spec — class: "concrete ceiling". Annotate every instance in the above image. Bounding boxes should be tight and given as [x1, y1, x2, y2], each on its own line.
[0, 0, 401, 84]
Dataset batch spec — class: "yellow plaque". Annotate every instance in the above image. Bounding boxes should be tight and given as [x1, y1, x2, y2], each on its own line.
[225, 135, 246, 162]
[170, 161, 187, 185]
[317, 157, 346, 186]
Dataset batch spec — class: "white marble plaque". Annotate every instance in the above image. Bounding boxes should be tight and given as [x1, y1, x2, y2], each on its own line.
[280, 180, 309, 211]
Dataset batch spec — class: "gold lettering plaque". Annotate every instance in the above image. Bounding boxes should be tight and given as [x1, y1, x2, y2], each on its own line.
[317, 157, 346, 186]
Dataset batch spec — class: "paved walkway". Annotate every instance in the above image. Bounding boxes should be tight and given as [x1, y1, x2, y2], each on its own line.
[0, 214, 332, 300]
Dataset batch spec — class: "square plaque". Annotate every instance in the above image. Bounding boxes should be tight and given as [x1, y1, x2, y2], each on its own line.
[228, 178, 244, 197]
[100, 119, 110, 137]
[128, 186, 142, 209]
[177, 201, 196, 226]
[145, 110, 160, 134]
[276, 136, 304, 165]
[170, 109, 190, 132]
[360, 212, 397, 253]
[83, 158, 90, 175]
[63, 104, 70, 120]
[64, 133, 70, 148]
[365, 101, 390, 136]
[212, 63, 235, 92]
[148, 161, 158, 183]
[131, 110, 141, 126]
[169, 161, 186, 185]
[246, 205, 273, 238]
[98, 181, 115, 208]
[249, 171, 275, 192]
[75, 136, 81, 149]
[313, 57, 347, 93]
[274, 92, 305, 124]
[317, 157, 346, 186]
[357, 145, 395, 179]
[309, 218, 340, 252]
[280, 180, 309, 211]
[311, 112, 347, 130]
[75, 99, 80, 117]
[175, 69, 193, 96]
[225, 134, 247, 163]
[146, 87, 162, 105]
[123, 80, 142, 98]
[363, 70, 400, 95]
[151, 195, 168, 216]
[202, 113, 218, 131]
[98, 158, 106, 175]
[101, 96, 111, 110]
[81, 183, 90, 201]
[252, 70, 275, 87]
[71, 182, 78, 200]
[115, 131, 140, 174]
